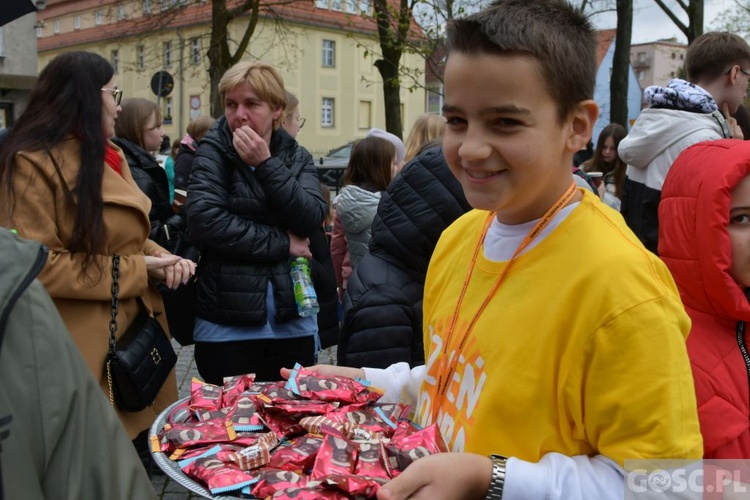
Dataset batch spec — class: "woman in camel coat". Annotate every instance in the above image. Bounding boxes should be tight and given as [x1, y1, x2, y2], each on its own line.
[0, 52, 194, 472]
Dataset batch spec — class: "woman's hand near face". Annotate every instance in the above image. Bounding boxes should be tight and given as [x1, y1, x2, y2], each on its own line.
[145, 252, 197, 289]
[288, 231, 312, 259]
[233, 125, 272, 166]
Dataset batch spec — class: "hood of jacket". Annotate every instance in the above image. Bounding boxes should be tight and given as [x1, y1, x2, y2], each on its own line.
[618, 108, 728, 169]
[337, 185, 382, 234]
[111, 137, 161, 170]
[659, 139, 750, 322]
[0, 229, 47, 328]
[368, 146, 472, 280]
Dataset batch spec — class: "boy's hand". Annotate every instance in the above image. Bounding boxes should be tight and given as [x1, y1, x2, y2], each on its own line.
[376, 453, 493, 500]
[279, 364, 365, 380]
[722, 103, 744, 139]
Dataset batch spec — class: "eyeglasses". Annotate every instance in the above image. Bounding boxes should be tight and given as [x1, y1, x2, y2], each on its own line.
[297, 116, 306, 129]
[101, 88, 123, 105]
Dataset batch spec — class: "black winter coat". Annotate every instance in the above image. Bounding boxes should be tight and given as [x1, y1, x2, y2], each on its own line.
[187, 118, 327, 327]
[338, 146, 472, 368]
[173, 142, 196, 192]
[112, 137, 186, 252]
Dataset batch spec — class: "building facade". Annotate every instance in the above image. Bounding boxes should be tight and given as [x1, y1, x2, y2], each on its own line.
[630, 39, 687, 90]
[36, 0, 426, 157]
[0, 12, 39, 128]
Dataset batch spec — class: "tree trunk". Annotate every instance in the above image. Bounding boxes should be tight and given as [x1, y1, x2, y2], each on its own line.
[687, 0, 704, 43]
[375, 58, 403, 139]
[207, 0, 231, 117]
[373, 0, 405, 139]
[610, 0, 632, 128]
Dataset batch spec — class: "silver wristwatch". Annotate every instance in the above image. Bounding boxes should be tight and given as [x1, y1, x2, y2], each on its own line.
[486, 454, 507, 500]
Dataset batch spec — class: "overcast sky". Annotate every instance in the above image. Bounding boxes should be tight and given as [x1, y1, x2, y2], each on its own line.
[590, 0, 733, 44]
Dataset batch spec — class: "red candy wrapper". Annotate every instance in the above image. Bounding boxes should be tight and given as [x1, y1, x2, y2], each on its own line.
[228, 395, 265, 431]
[271, 487, 349, 499]
[262, 381, 304, 403]
[166, 399, 194, 426]
[221, 374, 249, 407]
[311, 435, 358, 481]
[164, 417, 237, 449]
[251, 469, 312, 498]
[385, 423, 448, 473]
[189, 378, 224, 413]
[181, 454, 256, 494]
[354, 440, 390, 479]
[325, 473, 387, 497]
[285, 365, 381, 404]
[268, 435, 324, 472]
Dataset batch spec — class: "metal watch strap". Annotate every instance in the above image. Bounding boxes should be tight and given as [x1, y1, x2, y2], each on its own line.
[486, 454, 507, 500]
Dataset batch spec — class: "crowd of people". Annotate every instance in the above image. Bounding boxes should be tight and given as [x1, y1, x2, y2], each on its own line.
[4, 0, 750, 497]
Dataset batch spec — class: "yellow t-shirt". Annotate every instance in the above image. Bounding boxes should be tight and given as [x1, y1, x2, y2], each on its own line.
[417, 191, 702, 466]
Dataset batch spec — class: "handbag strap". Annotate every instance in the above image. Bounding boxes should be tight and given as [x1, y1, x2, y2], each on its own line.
[106, 254, 120, 408]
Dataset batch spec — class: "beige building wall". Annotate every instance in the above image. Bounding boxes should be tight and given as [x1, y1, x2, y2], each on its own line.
[631, 41, 686, 90]
[0, 12, 39, 126]
[37, 2, 425, 157]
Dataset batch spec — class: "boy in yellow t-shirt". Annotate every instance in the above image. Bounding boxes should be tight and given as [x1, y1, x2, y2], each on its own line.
[283, 0, 702, 498]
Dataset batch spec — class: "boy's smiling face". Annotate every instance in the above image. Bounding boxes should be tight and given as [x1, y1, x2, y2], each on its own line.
[442, 51, 596, 225]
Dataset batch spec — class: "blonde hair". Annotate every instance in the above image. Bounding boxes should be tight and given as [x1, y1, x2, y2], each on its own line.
[404, 113, 446, 162]
[186, 115, 216, 142]
[284, 90, 299, 125]
[218, 61, 287, 129]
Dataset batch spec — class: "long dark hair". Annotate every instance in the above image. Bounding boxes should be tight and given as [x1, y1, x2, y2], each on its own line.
[582, 123, 627, 199]
[341, 137, 394, 192]
[0, 51, 114, 277]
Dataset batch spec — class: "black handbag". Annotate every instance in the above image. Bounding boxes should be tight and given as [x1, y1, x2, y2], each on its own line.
[106, 254, 177, 412]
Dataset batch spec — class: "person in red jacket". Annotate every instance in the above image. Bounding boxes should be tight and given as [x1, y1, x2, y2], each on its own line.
[660, 138, 750, 458]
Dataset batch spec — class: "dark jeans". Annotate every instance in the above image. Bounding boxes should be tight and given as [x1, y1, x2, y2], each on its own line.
[194, 336, 315, 384]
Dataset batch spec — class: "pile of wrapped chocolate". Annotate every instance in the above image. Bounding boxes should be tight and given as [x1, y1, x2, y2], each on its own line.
[150, 364, 447, 499]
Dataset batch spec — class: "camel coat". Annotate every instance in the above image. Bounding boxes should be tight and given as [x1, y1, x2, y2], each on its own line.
[0, 137, 178, 439]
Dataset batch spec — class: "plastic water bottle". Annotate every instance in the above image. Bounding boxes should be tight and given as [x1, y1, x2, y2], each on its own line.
[289, 257, 319, 317]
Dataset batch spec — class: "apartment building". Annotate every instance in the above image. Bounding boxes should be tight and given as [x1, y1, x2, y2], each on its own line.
[35, 0, 426, 156]
[0, 12, 39, 127]
[630, 39, 687, 90]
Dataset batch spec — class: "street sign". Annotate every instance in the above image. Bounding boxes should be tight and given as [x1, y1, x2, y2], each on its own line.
[151, 71, 174, 98]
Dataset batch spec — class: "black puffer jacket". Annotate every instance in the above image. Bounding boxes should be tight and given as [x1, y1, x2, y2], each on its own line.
[173, 141, 197, 192]
[338, 146, 472, 368]
[187, 118, 326, 327]
[112, 137, 185, 251]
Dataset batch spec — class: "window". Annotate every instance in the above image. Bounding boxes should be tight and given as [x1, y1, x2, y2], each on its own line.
[74, 15, 80, 30]
[95, 10, 102, 25]
[165, 97, 173, 122]
[331, 0, 343, 10]
[670, 71, 676, 78]
[36, 25, 43, 38]
[636, 51, 646, 63]
[322, 98, 334, 127]
[358, 101, 371, 129]
[315, 0, 328, 7]
[164, 40, 173, 66]
[426, 86, 443, 114]
[160, 0, 169, 11]
[671, 52, 676, 60]
[322, 40, 335, 67]
[53, 20, 60, 34]
[680, 53, 684, 60]
[637, 71, 644, 81]
[143, 0, 151, 14]
[111, 50, 120, 73]
[191, 37, 201, 65]
[137, 45, 145, 70]
[360, 0, 371, 14]
[346, 0, 357, 12]
[118, 4, 126, 20]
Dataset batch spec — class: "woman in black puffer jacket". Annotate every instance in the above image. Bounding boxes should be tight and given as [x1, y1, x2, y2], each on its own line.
[113, 98, 188, 255]
[187, 62, 326, 384]
[338, 145, 472, 368]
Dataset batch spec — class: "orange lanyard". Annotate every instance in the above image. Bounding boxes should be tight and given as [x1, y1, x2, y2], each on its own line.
[431, 183, 578, 422]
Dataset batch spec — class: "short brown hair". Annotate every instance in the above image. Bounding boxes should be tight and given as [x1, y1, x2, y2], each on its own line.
[219, 61, 286, 129]
[186, 115, 216, 142]
[342, 137, 394, 191]
[446, 0, 596, 122]
[114, 97, 161, 150]
[686, 32, 750, 83]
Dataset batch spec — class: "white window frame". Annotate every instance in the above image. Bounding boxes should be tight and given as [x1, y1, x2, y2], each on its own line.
[331, 0, 343, 11]
[191, 37, 201, 65]
[118, 4, 126, 20]
[346, 0, 357, 12]
[144, 0, 151, 15]
[95, 10, 103, 25]
[321, 98, 334, 127]
[53, 20, 60, 34]
[137, 45, 145, 70]
[360, 0, 371, 14]
[322, 39, 335, 68]
[111, 49, 120, 73]
[74, 15, 80, 30]
[315, 0, 328, 8]
[36, 25, 43, 38]
[164, 40, 173, 66]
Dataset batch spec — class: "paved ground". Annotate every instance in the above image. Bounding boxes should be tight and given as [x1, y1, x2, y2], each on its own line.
[150, 342, 338, 499]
